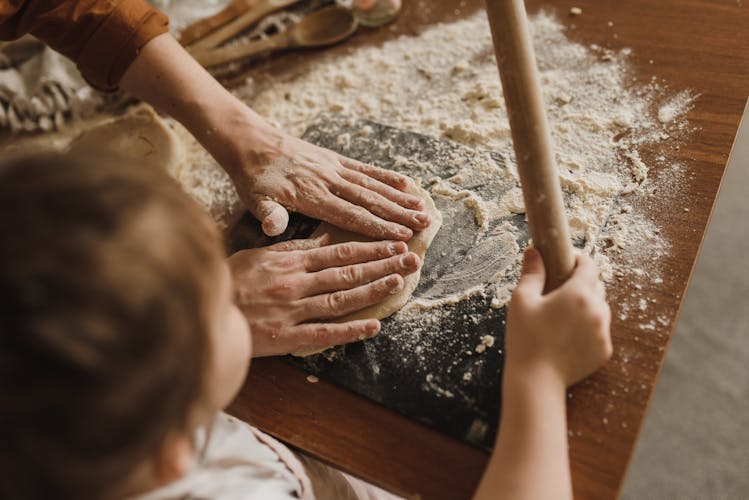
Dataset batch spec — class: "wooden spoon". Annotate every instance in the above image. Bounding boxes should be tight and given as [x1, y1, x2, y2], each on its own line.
[191, 6, 358, 69]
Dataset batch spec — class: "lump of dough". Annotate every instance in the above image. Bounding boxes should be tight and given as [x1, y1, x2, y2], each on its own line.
[67, 104, 184, 172]
[1, 104, 184, 173]
[293, 182, 442, 356]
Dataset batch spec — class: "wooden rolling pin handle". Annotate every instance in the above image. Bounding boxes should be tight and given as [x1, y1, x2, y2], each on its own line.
[485, 0, 575, 292]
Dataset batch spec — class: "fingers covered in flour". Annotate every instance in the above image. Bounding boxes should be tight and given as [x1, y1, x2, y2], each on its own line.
[314, 194, 413, 241]
[338, 167, 425, 210]
[340, 156, 414, 192]
[335, 179, 431, 231]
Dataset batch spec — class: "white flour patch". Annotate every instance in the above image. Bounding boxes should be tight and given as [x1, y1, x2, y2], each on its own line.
[657, 91, 694, 124]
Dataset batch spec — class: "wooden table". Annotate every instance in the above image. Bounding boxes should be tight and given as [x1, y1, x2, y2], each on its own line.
[226, 1, 749, 498]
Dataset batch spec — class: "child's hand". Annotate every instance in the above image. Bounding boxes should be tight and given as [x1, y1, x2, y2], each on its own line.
[476, 248, 609, 500]
[505, 248, 612, 387]
[228, 235, 420, 357]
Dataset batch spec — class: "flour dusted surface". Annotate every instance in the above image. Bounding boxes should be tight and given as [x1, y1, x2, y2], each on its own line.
[174, 11, 693, 310]
[160, 5, 697, 445]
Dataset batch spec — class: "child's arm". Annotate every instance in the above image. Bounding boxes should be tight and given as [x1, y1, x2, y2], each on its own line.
[476, 359, 570, 499]
[474, 248, 612, 500]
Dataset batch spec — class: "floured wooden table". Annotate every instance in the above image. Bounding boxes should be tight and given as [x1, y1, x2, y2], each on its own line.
[224, 1, 749, 498]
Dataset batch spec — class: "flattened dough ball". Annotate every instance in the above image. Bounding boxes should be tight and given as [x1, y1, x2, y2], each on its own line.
[293, 182, 442, 356]
[67, 104, 184, 172]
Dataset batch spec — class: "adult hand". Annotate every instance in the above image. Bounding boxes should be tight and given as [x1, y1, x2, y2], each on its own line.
[228, 132, 431, 240]
[228, 235, 421, 357]
[506, 248, 612, 387]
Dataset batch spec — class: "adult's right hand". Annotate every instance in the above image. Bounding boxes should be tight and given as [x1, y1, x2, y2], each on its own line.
[229, 234, 420, 357]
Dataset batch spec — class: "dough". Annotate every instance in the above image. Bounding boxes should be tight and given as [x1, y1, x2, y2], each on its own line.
[1, 104, 184, 174]
[67, 105, 184, 171]
[293, 182, 442, 356]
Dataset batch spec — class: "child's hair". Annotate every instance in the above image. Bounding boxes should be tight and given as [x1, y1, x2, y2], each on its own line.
[0, 153, 225, 500]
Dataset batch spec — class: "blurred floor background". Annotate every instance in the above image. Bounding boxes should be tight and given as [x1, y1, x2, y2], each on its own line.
[621, 104, 749, 500]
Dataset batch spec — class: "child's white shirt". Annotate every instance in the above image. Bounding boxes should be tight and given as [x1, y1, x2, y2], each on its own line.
[130, 411, 404, 500]
[131, 411, 313, 500]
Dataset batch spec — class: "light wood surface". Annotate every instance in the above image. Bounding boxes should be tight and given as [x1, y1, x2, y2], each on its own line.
[186, 0, 300, 52]
[485, 0, 575, 291]
[224, 1, 749, 499]
[178, 0, 259, 46]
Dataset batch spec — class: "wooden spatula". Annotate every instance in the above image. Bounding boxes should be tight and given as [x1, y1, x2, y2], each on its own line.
[191, 6, 358, 69]
[485, 0, 575, 291]
[178, 0, 258, 47]
[186, 0, 302, 52]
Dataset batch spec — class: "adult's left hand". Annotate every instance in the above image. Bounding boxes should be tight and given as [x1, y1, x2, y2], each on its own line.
[119, 34, 431, 243]
[227, 132, 431, 241]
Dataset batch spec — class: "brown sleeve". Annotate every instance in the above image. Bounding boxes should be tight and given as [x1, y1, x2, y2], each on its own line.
[0, 0, 169, 91]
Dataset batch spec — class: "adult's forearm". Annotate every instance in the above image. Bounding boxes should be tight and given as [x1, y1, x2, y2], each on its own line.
[119, 30, 430, 242]
[119, 33, 275, 177]
[474, 364, 572, 500]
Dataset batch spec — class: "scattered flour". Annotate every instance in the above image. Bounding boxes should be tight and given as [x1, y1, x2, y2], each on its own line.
[475, 335, 495, 354]
[424, 373, 455, 399]
[657, 91, 694, 124]
[167, 121, 244, 227]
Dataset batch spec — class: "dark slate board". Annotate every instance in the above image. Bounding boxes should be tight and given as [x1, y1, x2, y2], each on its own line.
[227, 114, 590, 450]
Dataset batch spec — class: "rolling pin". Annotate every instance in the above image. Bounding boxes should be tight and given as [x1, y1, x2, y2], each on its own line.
[485, 0, 575, 292]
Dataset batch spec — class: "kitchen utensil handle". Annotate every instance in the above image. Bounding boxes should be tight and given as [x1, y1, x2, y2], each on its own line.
[485, 0, 575, 292]
[178, 0, 257, 47]
[191, 33, 287, 68]
[187, 0, 300, 52]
